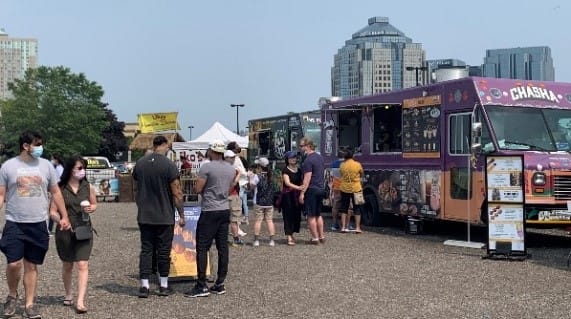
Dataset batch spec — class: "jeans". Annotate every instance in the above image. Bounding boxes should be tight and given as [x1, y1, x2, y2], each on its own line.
[196, 210, 230, 287]
[138, 224, 174, 279]
[239, 188, 249, 217]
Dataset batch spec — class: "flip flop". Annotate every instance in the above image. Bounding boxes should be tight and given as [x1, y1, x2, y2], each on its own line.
[75, 306, 88, 314]
[63, 299, 73, 306]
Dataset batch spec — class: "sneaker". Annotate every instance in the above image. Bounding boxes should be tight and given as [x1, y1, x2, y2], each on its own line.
[231, 239, 245, 247]
[238, 229, 247, 237]
[331, 224, 340, 231]
[269, 240, 275, 247]
[3, 295, 17, 317]
[24, 305, 41, 319]
[348, 224, 356, 231]
[209, 284, 226, 295]
[253, 240, 260, 247]
[242, 216, 250, 225]
[184, 285, 210, 298]
[137, 287, 149, 298]
[156, 286, 173, 296]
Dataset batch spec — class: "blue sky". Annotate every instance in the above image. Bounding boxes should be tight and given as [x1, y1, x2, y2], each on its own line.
[2, 0, 568, 139]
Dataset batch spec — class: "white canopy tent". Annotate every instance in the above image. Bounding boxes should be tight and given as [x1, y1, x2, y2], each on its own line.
[172, 121, 248, 151]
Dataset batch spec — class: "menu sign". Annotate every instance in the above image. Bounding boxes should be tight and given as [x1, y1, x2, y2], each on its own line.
[485, 156, 526, 254]
[402, 95, 441, 158]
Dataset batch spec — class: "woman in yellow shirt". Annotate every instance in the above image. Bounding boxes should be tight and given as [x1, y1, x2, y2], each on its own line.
[339, 150, 364, 233]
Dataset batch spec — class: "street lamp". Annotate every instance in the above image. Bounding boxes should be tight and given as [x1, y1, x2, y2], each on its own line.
[406, 66, 428, 86]
[230, 104, 245, 134]
[187, 125, 194, 140]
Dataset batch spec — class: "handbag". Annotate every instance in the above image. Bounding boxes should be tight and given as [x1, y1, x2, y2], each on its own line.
[73, 225, 93, 241]
[353, 191, 365, 205]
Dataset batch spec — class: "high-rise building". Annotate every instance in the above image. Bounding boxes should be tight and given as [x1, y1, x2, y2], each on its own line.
[0, 29, 38, 99]
[331, 17, 426, 98]
[482, 46, 554, 81]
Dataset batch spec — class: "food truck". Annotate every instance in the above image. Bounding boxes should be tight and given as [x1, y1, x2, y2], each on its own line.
[320, 77, 571, 228]
[248, 111, 321, 165]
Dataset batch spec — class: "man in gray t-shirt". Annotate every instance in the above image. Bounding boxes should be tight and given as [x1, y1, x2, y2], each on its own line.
[184, 140, 236, 298]
[0, 130, 70, 318]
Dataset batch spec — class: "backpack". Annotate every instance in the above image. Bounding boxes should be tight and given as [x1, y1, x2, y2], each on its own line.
[256, 173, 274, 207]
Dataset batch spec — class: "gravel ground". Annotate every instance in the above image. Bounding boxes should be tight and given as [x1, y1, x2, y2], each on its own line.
[1, 202, 570, 319]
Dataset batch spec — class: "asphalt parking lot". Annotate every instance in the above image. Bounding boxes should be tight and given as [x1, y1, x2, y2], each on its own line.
[0, 202, 570, 319]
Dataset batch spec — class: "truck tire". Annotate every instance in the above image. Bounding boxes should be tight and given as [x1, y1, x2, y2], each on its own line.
[362, 194, 381, 226]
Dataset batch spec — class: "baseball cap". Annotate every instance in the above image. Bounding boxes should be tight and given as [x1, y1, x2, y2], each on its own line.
[209, 140, 226, 153]
[255, 157, 269, 167]
[224, 150, 236, 158]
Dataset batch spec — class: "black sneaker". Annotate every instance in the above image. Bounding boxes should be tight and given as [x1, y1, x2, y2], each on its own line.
[156, 286, 173, 297]
[137, 287, 150, 298]
[209, 284, 226, 295]
[183, 285, 210, 298]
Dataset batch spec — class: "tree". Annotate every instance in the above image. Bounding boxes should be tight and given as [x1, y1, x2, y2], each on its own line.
[0, 66, 108, 157]
[96, 105, 128, 162]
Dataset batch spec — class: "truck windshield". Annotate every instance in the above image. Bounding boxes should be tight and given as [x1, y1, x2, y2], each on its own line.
[486, 105, 563, 151]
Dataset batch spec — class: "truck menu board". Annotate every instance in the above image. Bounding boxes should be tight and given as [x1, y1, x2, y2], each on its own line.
[402, 95, 441, 158]
[485, 155, 526, 255]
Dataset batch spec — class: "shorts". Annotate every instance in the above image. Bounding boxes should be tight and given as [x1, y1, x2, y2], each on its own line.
[304, 187, 325, 217]
[340, 191, 361, 215]
[0, 220, 49, 264]
[229, 194, 242, 223]
[254, 205, 274, 222]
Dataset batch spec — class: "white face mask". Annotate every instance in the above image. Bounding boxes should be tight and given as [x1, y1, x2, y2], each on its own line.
[73, 169, 86, 180]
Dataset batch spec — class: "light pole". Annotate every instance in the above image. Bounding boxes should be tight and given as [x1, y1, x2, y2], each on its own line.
[230, 104, 245, 134]
[187, 125, 194, 140]
[406, 66, 428, 86]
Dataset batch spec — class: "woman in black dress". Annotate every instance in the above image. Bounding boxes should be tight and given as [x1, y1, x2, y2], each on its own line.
[281, 151, 304, 245]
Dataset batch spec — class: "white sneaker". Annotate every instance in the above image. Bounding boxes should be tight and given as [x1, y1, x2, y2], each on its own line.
[269, 240, 275, 247]
[243, 216, 250, 225]
[238, 229, 247, 237]
[253, 240, 260, 247]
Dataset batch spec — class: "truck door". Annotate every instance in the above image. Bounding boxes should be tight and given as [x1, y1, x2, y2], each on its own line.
[443, 112, 481, 222]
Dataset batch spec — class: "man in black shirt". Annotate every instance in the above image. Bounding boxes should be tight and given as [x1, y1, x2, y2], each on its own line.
[133, 135, 185, 298]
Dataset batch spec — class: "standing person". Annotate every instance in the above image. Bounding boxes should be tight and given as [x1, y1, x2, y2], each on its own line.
[133, 135, 185, 298]
[298, 137, 326, 245]
[329, 150, 346, 231]
[184, 140, 236, 298]
[226, 142, 250, 226]
[223, 150, 244, 247]
[48, 153, 65, 235]
[0, 130, 71, 319]
[281, 151, 303, 246]
[249, 157, 277, 247]
[49, 155, 98, 314]
[339, 150, 364, 233]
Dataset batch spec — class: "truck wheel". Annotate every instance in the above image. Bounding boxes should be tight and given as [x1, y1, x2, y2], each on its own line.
[362, 194, 381, 226]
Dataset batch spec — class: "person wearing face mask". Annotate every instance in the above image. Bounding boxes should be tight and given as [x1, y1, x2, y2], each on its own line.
[47, 153, 65, 235]
[133, 135, 185, 298]
[0, 130, 71, 319]
[49, 154, 97, 314]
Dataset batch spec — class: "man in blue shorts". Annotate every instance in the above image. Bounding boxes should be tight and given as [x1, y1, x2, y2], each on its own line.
[0, 130, 71, 318]
[298, 137, 326, 245]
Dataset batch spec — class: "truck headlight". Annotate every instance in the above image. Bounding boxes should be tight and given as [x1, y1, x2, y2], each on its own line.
[532, 172, 546, 186]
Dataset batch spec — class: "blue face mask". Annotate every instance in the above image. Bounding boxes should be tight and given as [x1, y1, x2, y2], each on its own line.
[30, 145, 43, 159]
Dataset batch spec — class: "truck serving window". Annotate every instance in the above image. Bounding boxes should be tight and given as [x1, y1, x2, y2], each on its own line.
[338, 110, 362, 152]
[373, 105, 402, 153]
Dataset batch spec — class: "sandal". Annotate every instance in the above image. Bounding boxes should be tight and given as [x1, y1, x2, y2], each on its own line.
[75, 306, 88, 314]
[63, 299, 73, 306]
[287, 239, 296, 246]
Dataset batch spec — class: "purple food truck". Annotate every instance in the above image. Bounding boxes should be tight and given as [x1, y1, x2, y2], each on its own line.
[321, 77, 571, 228]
